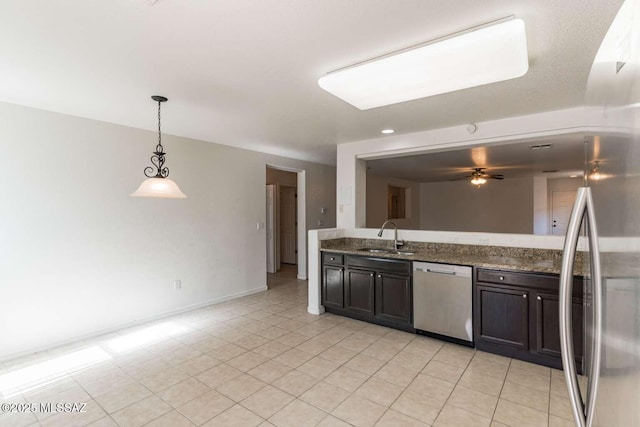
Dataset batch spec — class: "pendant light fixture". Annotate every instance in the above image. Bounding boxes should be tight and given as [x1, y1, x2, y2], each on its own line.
[131, 96, 187, 198]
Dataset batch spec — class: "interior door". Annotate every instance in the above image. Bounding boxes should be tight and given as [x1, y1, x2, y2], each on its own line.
[551, 190, 577, 235]
[280, 186, 297, 264]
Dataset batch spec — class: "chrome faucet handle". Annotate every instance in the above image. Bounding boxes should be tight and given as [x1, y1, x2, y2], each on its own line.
[395, 240, 405, 249]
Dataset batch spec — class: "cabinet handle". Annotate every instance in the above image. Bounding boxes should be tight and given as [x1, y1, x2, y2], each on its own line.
[370, 273, 374, 277]
[523, 294, 527, 299]
[537, 296, 542, 301]
[499, 276, 505, 281]
[378, 274, 382, 278]
[330, 257, 335, 261]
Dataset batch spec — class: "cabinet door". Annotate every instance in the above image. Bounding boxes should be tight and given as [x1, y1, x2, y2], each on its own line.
[375, 273, 411, 325]
[322, 265, 344, 309]
[476, 284, 529, 350]
[533, 292, 584, 362]
[345, 268, 375, 316]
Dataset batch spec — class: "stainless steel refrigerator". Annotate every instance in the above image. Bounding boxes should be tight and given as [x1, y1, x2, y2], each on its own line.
[559, 0, 640, 425]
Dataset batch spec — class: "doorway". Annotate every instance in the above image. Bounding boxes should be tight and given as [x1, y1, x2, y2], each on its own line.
[266, 166, 306, 280]
[550, 190, 577, 235]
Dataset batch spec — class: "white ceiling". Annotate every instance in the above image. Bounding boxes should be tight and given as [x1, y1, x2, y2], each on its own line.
[365, 133, 628, 182]
[0, 0, 623, 165]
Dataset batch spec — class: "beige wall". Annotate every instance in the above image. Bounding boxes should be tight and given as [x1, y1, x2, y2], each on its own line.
[266, 167, 297, 187]
[366, 173, 421, 229]
[548, 177, 583, 192]
[0, 101, 335, 360]
[419, 177, 534, 233]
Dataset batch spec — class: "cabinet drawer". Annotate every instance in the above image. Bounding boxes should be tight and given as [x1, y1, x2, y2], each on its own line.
[346, 256, 411, 275]
[323, 253, 344, 266]
[477, 269, 558, 289]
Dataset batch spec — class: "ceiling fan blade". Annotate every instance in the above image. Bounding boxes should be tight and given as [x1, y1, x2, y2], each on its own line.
[449, 175, 472, 181]
[484, 174, 504, 180]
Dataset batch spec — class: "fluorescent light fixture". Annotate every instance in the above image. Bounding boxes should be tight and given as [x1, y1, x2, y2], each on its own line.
[318, 18, 529, 110]
[381, 129, 395, 134]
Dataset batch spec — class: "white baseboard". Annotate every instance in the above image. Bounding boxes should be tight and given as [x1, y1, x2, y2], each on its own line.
[297, 275, 308, 280]
[307, 305, 325, 315]
[0, 285, 268, 363]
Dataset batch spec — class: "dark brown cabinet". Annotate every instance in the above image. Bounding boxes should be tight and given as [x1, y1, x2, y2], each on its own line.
[375, 272, 412, 325]
[476, 284, 529, 351]
[345, 269, 375, 315]
[321, 252, 412, 331]
[322, 265, 344, 309]
[533, 291, 584, 363]
[474, 268, 585, 372]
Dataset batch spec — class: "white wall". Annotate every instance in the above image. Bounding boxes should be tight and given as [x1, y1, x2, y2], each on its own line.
[366, 173, 420, 229]
[419, 178, 534, 234]
[0, 102, 335, 360]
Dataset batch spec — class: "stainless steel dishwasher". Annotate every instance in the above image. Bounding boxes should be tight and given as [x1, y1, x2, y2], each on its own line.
[413, 262, 473, 346]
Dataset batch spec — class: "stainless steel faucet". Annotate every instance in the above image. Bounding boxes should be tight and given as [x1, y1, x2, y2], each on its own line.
[377, 220, 405, 250]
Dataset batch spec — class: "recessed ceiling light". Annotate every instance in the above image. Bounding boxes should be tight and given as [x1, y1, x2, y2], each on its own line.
[381, 129, 395, 134]
[318, 17, 529, 110]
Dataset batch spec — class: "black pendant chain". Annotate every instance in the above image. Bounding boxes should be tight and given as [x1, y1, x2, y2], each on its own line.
[144, 96, 169, 178]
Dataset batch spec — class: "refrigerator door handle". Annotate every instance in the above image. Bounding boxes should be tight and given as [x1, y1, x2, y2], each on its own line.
[560, 187, 603, 427]
[559, 187, 588, 427]
[584, 188, 602, 427]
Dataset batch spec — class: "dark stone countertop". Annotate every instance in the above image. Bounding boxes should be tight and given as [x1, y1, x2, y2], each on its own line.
[320, 238, 586, 276]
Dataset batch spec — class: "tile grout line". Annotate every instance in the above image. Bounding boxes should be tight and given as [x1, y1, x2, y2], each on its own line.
[427, 345, 475, 425]
[489, 357, 513, 424]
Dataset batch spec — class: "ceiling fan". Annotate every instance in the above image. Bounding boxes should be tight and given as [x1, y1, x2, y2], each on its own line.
[451, 168, 504, 188]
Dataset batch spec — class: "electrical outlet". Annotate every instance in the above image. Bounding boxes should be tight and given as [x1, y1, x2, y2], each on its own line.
[174, 280, 182, 290]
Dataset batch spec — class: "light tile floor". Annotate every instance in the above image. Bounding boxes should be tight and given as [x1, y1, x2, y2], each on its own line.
[0, 267, 579, 427]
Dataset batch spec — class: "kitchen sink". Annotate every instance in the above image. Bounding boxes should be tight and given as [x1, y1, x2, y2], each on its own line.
[358, 248, 415, 256]
[359, 248, 391, 253]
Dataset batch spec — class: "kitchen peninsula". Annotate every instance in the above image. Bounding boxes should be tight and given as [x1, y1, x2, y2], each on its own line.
[308, 230, 587, 372]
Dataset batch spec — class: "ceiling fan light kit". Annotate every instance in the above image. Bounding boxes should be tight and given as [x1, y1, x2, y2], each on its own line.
[318, 17, 529, 110]
[449, 167, 505, 188]
[131, 96, 187, 199]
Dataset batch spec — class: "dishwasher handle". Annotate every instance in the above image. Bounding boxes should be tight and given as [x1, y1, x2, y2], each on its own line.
[413, 262, 472, 278]
[415, 268, 457, 276]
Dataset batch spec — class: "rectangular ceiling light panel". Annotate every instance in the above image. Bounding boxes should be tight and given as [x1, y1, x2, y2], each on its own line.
[318, 19, 529, 110]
